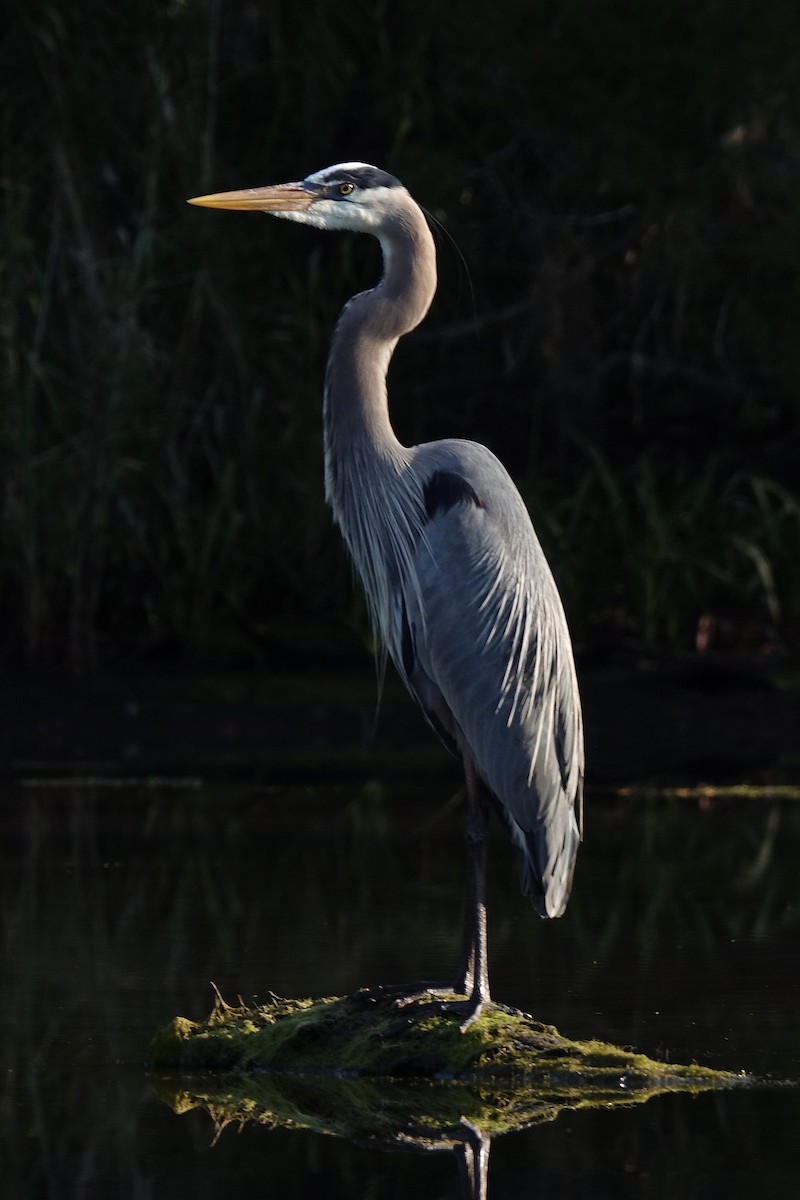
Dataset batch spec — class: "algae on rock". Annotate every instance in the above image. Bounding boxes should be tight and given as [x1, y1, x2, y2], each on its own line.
[150, 988, 751, 1178]
[150, 987, 745, 1090]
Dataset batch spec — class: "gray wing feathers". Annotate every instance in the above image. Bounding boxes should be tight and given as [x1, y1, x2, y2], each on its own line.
[400, 446, 583, 918]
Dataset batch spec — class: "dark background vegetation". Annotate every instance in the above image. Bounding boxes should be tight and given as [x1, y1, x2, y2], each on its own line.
[3, 0, 800, 674]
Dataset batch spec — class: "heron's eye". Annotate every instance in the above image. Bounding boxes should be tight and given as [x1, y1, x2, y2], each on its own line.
[338, 182, 355, 197]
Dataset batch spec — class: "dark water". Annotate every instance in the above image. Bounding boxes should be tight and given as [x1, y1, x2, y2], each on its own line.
[2, 776, 799, 1197]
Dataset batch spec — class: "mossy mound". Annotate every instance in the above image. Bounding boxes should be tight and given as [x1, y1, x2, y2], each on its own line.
[150, 987, 745, 1092]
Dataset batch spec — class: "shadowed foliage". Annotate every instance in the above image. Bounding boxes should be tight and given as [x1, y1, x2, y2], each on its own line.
[2, 0, 799, 669]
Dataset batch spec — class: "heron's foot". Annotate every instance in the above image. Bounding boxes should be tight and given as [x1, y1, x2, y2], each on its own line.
[395, 990, 491, 1034]
[358, 980, 461, 1006]
[455, 993, 490, 1033]
[357, 982, 491, 1033]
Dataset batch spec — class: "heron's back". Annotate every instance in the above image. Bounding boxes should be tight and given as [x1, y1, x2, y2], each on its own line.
[396, 440, 583, 917]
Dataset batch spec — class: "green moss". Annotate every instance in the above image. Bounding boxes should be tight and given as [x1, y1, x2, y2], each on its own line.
[149, 988, 754, 1144]
[150, 988, 745, 1090]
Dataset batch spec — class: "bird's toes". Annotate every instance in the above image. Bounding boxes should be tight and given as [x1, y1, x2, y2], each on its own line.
[458, 997, 490, 1033]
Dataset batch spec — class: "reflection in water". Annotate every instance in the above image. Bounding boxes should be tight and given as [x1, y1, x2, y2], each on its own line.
[456, 1121, 490, 1200]
[155, 1075, 504, 1200]
[1, 780, 799, 1196]
[153, 1061, 752, 1200]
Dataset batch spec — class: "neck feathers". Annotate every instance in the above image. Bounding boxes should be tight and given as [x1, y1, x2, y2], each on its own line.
[322, 193, 436, 645]
[323, 194, 436, 491]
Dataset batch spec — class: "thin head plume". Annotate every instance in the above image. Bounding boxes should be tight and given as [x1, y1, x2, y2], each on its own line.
[420, 203, 478, 337]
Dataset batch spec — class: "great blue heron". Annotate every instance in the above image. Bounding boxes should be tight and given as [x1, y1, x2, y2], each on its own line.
[189, 163, 584, 1030]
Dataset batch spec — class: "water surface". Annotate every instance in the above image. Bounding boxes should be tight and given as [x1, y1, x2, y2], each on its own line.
[2, 777, 798, 1196]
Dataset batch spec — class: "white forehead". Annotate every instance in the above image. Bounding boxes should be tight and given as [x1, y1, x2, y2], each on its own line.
[306, 161, 376, 184]
[303, 163, 406, 195]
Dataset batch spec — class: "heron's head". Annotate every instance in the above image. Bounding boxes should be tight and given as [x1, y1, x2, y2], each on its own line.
[188, 162, 408, 234]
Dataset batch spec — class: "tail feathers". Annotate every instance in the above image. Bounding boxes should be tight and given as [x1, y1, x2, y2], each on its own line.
[512, 814, 580, 919]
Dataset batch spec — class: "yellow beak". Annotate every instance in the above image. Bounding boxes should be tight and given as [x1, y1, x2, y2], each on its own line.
[187, 183, 315, 212]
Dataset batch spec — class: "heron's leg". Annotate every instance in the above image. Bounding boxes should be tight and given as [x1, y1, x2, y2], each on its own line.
[454, 1119, 491, 1200]
[453, 759, 491, 1030]
[364, 765, 491, 1031]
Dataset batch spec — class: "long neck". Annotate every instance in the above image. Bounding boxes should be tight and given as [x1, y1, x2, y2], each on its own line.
[323, 199, 437, 501]
[322, 198, 437, 651]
